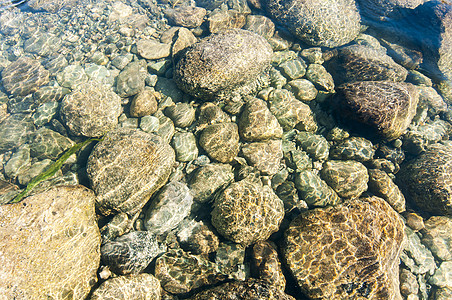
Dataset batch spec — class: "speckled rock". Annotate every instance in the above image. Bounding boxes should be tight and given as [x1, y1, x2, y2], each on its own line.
[284, 79, 318, 102]
[28, 128, 74, 160]
[421, 216, 452, 261]
[116, 60, 148, 97]
[336, 81, 419, 140]
[101, 231, 166, 275]
[60, 80, 121, 137]
[1, 56, 49, 96]
[90, 273, 161, 300]
[155, 248, 223, 294]
[252, 241, 286, 290]
[144, 181, 193, 235]
[0, 114, 35, 153]
[242, 140, 283, 175]
[239, 98, 282, 141]
[174, 29, 273, 100]
[215, 241, 247, 280]
[243, 15, 275, 39]
[263, 0, 361, 48]
[164, 103, 196, 128]
[188, 278, 296, 300]
[165, 6, 207, 28]
[279, 58, 307, 80]
[368, 169, 405, 213]
[130, 88, 159, 117]
[32, 101, 59, 127]
[429, 261, 452, 289]
[296, 132, 330, 161]
[330, 136, 375, 162]
[283, 196, 405, 299]
[211, 178, 284, 246]
[188, 163, 234, 203]
[171, 132, 198, 162]
[207, 9, 247, 34]
[268, 89, 317, 131]
[321, 160, 369, 199]
[196, 102, 231, 129]
[87, 128, 175, 216]
[305, 63, 335, 92]
[397, 143, 452, 216]
[401, 227, 436, 276]
[327, 44, 409, 85]
[100, 212, 129, 242]
[199, 122, 240, 163]
[136, 39, 171, 60]
[177, 220, 220, 254]
[0, 186, 100, 300]
[294, 170, 341, 208]
[56, 64, 88, 89]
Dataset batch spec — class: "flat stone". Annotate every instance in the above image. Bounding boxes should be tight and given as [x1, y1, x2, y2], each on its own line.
[243, 15, 275, 39]
[188, 163, 234, 203]
[144, 181, 193, 235]
[90, 273, 161, 300]
[60, 80, 121, 137]
[429, 261, 452, 289]
[0, 114, 35, 153]
[294, 170, 341, 208]
[136, 39, 171, 60]
[165, 6, 207, 28]
[400, 227, 436, 276]
[211, 178, 284, 247]
[321, 160, 369, 199]
[87, 128, 175, 216]
[28, 127, 74, 160]
[207, 10, 247, 34]
[242, 139, 283, 176]
[32, 101, 59, 127]
[101, 231, 166, 275]
[4, 144, 31, 179]
[24, 32, 62, 57]
[0, 186, 100, 299]
[368, 169, 405, 213]
[33, 86, 70, 104]
[296, 132, 330, 161]
[1, 56, 50, 96]
[279, 58, 307, 80]
[116, 60, 148, 97]
[421, 216, 452, 261]
[282, 196, 405, 299]
[284, 79, 318, 101]
[177, 219, 220, 255]
[330, 136, 375, 162]
[17, 158, 54, 186]
[199, 122, 240, 163]
[305, 63, 335, 92]
[56, 64, 88, 89]
[171, 132, 198, 162]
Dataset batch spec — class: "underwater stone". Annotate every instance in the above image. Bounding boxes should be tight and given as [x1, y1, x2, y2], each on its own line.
[0, 114, 35, 153]
[400, 227, 436, 276]
[33, 86, 71, 104]
[144, 181, 193, 235]
[188, 163, 234, 203]
[177, 220, 220, 255]
[101, 231, 165, 275]
[130, 88, 158, 117]
[56, 64, 88, 89]
[421, 216, 452, 261]
[1, 56, 50, 96]
[174, 29, 273, 100]
[283, 196, 405, 299]
[140, 115, 160, 134]
[296, 131, 330, 161]
[211, 178, 284, 247]
[321, 160, 369, 199]
[284, 79, 318, 102]
[116, 60, 148, 97]
[165, 6, 207, 28]
[90, 273, 161, 300]
[429, 261, 452, 289]
[99, 212, 130, 243]
[199, 122, 240, 163]
[171, 132, 198, 162]
[156, 111, 176, 144]
[60, 80, 121, 137]
[0, 186, 100, 299]
[136, 39, 171, 60]
[4, 144, 31, 179]
[276, 180, 307, 212]
[263, 0, 361, 48]
[269, 67, 287, 89]
[305, 63, 335, 92]
[330, 136, 375, 162]
[155, 77, 184, 102]
[24, 32, 61, 57]
[32, 101, 59, 127]
[252, 241, 286, 291]
[196, 102, 231, 130]
[165, 103, 196, 128]
[29, 128, 74, 160]
[294, 169, 341, 208]
[241, 139, 283, 176]
[278, 58, 307, 80]
[17, 159, 54, 186]
[368, 169, 406, 213]
[207, 9, 247, 34]
[243, 15, 276, 39]
[87, 128, 175, 216]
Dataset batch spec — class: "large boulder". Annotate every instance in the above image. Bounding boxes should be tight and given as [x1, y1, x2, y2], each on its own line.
[0, 186, 101, 299]
[174, 29, 273, 100]
[336, 81, 419, 140]
[283, 196, 405, 299]
[87, 128, 175, 216]
[263, 0, 361, 48]
[397, 143, 452, 216]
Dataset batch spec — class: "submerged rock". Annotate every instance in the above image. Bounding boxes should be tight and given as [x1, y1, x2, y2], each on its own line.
[263, 0, 361, 48]
[336, 81, 419, 140]
[283, 196, 405, 299]
[397, 143, 452, 216]
[368, 169, 406, 213]
[211, 178, 284, 247]
[0, 186, 100, 300]
[0, 114, 35, 153]
[188, 163, 234, 203]
[199, 122, 240, 163]
[87, 129, 175, 216]
[241, 139, 283, 175]
[252, 241, 286, 291]
[421, 216, 452, 261]
[174, 29, 273, 100]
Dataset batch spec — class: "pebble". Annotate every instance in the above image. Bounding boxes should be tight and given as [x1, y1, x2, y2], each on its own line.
[33, 86, 70, 104]
[243, 15, 275, 39]
[56, 64, 88, 89]
[4, 144, 31, 179]
[294, 170, 340, 208]
[188, 163, 234, 203]
[130, 88, 158, 117]
[305, 63, 335, 92]
[0, 114, 35, 153]
[199, 122, 240, 163]
[296, 131, 330, 161]
[329, 136, 375, 162]
[28, 127, 74, 160]
[278, 58, 307, 80]
[284, 78, 318, 101]
[171, 132, 198, 162]
[421, 216, 452, 261]
[136, 38, 171, 60]
[17, 159, 55, 186]
[241, 139, 283, 176]
[164, 6, 207, 29]
[139, 115, 160, 133]
[401, 227, 436, 276]
[32, 101, 59, 127]
[177, 220, 219, 254]
[368, 169, 406, 213]
[252, 241, 286, 291]
[164, 103, 196, 128]
[116, 60, 147, 97]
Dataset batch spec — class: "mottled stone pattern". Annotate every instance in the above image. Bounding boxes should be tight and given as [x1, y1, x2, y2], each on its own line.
[283, 196, 405, 300]
[1, 56, 49, 96]
[263, 0, 361, 48]
[101, 231, 165, 275]
[238, 97, 283, 141]
[188, 163, 234, 203]
[368, 169, 406, 213]
[336, 81, 419, 140]
[327, 44, 409, 84]
[397, 143, 452, 216]
[241, 139, 283, 175]
[188, 278, 296, 300]
[60, 80, 121, 137]
[87, 129, 175, 216]
[0, 114, 35, 153]
[174, 29, 273, 100]
[294, 170, 341, 208]
[296, 132, 330, 161]
[321, 160, 369, 199]
[90, 273, 161, 300]
[27, 0, 78, 13]
[330, 136, 375, 162]
[252, 241, 286, 291]
[199, 122, 240, 163]
[211, 179, 284, 247]
[144, 181, 193, 235]
[29, 128, 74, 160]
[0, 186, 101, 300]
[421, 216, 452, 261]
[164, 103, 196, 128]
[155, 249, 222, 294]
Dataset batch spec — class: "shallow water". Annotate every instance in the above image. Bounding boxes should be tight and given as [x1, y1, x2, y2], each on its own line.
[0, 0, 451, 299]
